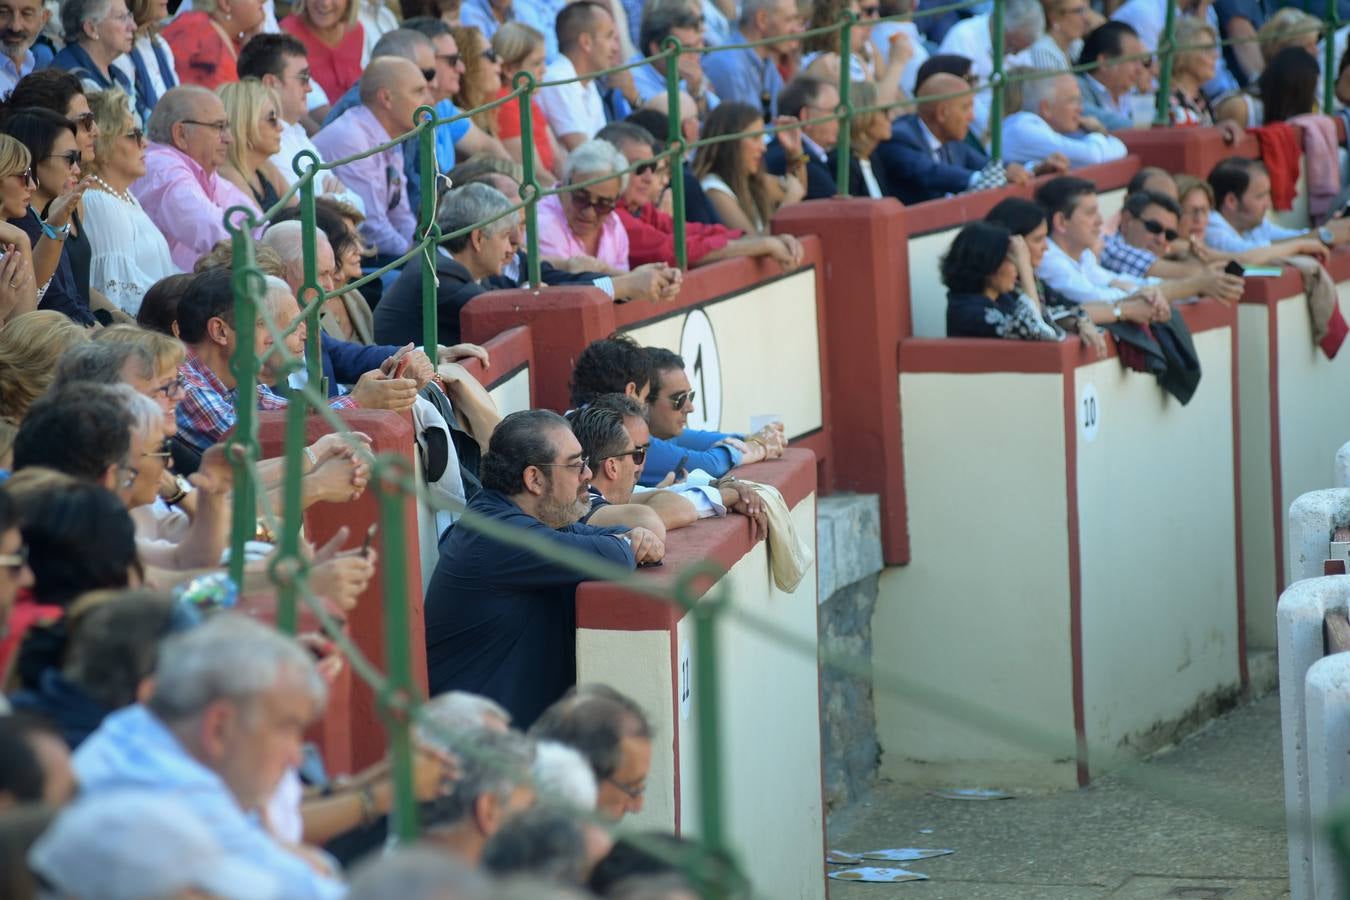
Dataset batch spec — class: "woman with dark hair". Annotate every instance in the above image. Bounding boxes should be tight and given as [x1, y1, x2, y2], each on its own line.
[1260, 46, 1320, 124]
[692, 102, 804, 236]
[0, 109, 95, 327]
[5, 70, 100, 168]
[942, 220, 1064, 342]
[985, 196, 1107, 355]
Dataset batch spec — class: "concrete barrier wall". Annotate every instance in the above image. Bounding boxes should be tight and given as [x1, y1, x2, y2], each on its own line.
[1288, 489, 1350, 584]
[459, 324, 535, 414]
[1303, 653, 1350, 900]
[1237, 256, 1350, 649]
[574, 449, 825, 900]
[903, 157, 1139, 338]
[876, 301, 1242, 788]
[257, 409, 424, 772]
[1276, 576, 1350, 900]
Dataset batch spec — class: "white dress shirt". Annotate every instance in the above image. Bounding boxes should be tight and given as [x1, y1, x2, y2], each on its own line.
[871, 20, 929, 96]
[1037, 237, 1152, 304]
[1001, 111, 1128, 168]
[271, 119, 367, 216]
[1204, 209, 1306, 254]
[536, 54, 607, 143]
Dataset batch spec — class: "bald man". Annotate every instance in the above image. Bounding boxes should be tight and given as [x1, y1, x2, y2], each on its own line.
[313, 57, 433, 258]
[878, 73, 1050, 205]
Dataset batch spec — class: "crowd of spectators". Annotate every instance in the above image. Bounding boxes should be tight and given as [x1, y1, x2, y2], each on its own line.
[2, 0, 1350, 893]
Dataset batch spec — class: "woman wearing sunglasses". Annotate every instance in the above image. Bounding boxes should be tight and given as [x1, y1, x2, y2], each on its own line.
[217, 78, 297, 214]
[0, 136, 40, 326]
[81, 88, 180, 317]
[449, 24, 502, 138]
[0, 109, 96, 328]
[536, 138, 634, 274]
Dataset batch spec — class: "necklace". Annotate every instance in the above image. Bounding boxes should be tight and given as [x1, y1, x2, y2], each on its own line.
[90, 174, 134, 205]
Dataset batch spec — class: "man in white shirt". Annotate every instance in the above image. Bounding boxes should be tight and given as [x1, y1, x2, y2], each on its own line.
[936, 0, 1044, 141]
[1205, 157, 1350, 262]
[236, 33, 364, 213]
[1002, 72, 1128, 169]
[872, 0, 929, 96]
[537, 1, 620, 151]
[1035, 175, 1168, 325]
[0, 0, 44, 96]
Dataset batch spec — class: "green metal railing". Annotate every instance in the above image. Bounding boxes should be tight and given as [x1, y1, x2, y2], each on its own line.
[216, 0, 1350, 892]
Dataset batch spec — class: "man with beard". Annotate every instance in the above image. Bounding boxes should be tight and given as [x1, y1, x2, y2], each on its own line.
[424, 410, 663, 726]
[0, 0, 49, 96]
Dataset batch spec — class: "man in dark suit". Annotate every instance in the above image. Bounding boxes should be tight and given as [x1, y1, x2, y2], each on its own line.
[765, 75, 839, 200]
[876, 72, 1057, 205]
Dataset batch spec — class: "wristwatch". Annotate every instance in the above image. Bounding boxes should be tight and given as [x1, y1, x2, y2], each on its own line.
[1319, 226, 1335, 246]
[1112, 302, 1123, 321]
[162, 474, 193, 506]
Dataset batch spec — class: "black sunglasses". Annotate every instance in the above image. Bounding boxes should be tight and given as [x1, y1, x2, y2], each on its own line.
[46, 150, 80, 168]
[569, 189, 616, 215]
[635, 160, 665, 177]
[1140, 218, 1179, 242]
[421, 67, 437, 82]
[668, 389, 695, 409]
[124, 127, 145, 143]
[69, 111, 96, 133]
[601, 446, 648, 466]
[859, 3, 880, 15]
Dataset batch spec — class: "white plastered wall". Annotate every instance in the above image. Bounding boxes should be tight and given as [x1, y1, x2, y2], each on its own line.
[487, 366, 531, 416]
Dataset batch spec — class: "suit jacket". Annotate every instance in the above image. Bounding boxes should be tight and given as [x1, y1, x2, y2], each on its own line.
[765, 138, 838, 200]
[319, 333, 399, 396]
[875, 113, 989, 205]
[825, 149, 889, 199]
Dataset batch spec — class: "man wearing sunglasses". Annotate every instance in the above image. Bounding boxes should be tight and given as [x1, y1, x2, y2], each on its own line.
[1101, 189, 1244, 304]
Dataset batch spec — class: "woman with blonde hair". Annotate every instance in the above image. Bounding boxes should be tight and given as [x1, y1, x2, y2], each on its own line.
[1168, 18, 1221, 125]
[81, 88, 180, 317]
[449, 24, 503, 136]
[218, 78, 297, 214]
[693, 101, 804, 235]
[826, 81, 893, 199]
[281, 0, 366, 103]
[0, 135, 38, 326]
[493, 22, 562, 186]
[0, 311, 91, 421]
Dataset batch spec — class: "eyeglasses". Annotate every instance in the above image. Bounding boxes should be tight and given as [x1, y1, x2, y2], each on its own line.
[69, 111, 96, 133]
[859, 3, 880, 15]
[46, 150, 80, 168]
[604, 775, 647, 800]
[533, 457, 590, 473]
[1140, 218, 1179, 241]
[568, 189, 616, 215]
[290, 68, 313, 85]
[0, 543, 27, 571]
[142, 437, 173, 459]
[481, 48, 498, 62]
[601, 446, 648, 466]
[124, 127, 145, 144]
[634, 160, 666, 177]
[155, 374, 185, 398]
[668, 389, 695, 409]
[421, 67, 437, 82]
[103, 9, 134, 23]
[181, 119, 230, 134]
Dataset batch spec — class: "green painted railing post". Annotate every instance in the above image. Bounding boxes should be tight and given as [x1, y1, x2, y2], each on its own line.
[273, 375, 309, 635]
[417, 106, 439, 361]
[694, 590, 731, 891]
[297, 157, 321, 389]
[225, 210, 262, 590]
[1325, 0, 1340, 114]
[513, 71, 542, 289]
[835, 12, 854, 196]
[1153, 0, 1178, 126]
[661, 36, 688, 269]
[989, 0, 1006, 161]
[377, 457, 419, 843]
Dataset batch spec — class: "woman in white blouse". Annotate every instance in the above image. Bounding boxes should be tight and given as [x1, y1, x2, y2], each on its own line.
[81, 88, 180, 316]
[693, 102, 804, 236]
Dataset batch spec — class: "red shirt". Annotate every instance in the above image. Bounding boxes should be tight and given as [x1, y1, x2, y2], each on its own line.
[161, 11, 239, 89]
[617, 202, 741, 268]
[280, 14, 365, 102]
[496, 88, 554, 176]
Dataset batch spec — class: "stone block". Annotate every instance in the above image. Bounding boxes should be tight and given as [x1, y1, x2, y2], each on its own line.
[816, 493, 884, 602]
[1287, 489, 1350, 584]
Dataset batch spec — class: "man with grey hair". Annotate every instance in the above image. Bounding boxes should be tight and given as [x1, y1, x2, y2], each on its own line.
[134, 85, 256, 271]
[1002, 71, 1127, 169]
[50, 339, 156, 394]
[0, 0, 48, 95]
[702, 0, 802, 119]
[418, 724, 538, 864]
[73, 613, 344, 899]
[936, 0, 1045, 141]
[347, 847, 492, 900]
[313, 56, 432, 259]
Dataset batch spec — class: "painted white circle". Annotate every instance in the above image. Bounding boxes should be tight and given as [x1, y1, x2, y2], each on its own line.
[679, 309, 721, 432]
[679, 638, 692, 721]
[1080, 382, 1101, 443]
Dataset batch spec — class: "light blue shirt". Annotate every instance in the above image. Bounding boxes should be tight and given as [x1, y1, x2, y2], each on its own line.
[0, 49, 35, 98]
[460, 0, 511, 41]
[74, 705, 345, 900]
[701, 28, 782, 118]
[1204, 209, 1306, 254]
[629, 53, 721, 109]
